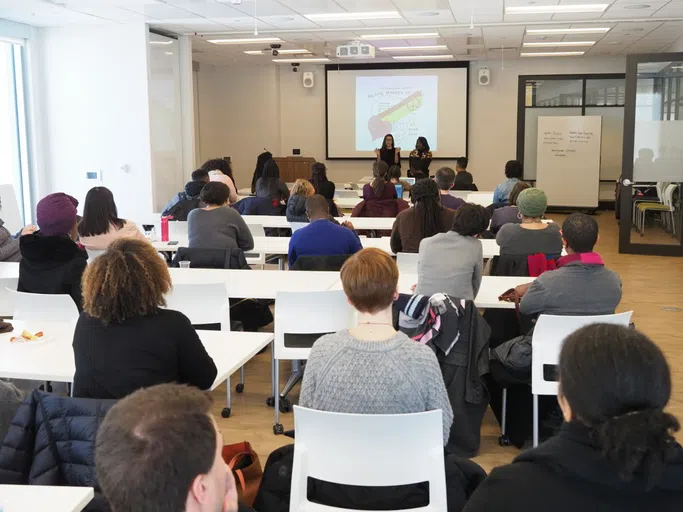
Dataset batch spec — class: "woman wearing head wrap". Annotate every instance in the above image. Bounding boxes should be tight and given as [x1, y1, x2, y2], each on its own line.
[18, 192, 88, 309]
[390, 179, 457, 253]
[495, 188, 562, 257]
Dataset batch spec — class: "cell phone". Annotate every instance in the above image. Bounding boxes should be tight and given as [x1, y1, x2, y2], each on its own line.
[167, 241, 179, 246]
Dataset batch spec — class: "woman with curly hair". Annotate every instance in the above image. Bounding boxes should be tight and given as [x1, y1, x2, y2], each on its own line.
[72, 238, 217, 399]
[464, 324, 683, 512]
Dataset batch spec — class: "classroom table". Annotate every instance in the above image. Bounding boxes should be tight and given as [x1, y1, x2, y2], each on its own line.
[168, 268, 341, 299]
[242, 215, 396, 231]
[328, 275, 535, 310]
[0, 484, 94, 512]
[0, 321, 273, 418]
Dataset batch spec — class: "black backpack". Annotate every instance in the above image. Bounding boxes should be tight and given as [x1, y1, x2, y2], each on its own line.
[166, 197, 200, 221]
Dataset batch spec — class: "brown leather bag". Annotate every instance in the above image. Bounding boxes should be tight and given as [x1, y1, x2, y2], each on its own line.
[221, 441, 263, 506]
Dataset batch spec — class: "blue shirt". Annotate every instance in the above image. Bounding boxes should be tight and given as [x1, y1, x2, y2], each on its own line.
[493, 177, 520, 205]
[288, 219, 363, 268]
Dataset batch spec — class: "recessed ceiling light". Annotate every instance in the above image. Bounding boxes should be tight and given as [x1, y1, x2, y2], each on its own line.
[246, 49, 312, 55]
[392, 55, 455, 60]
[304, 11, 401, 22]
[379, 45, 448, 51]
[164, 52, 174, 56]
[507, 4, 608, 14]
[361, 32, 439, 40]
[149, 40, 173, 45]
[417, 11, 441, 16]
[623, 4, 651, 8]
[207, 37, 282, 44]
[526, 27, 611, 35]
[272, 58, 330, 63]
[523, 41, 596, 47]
[521, 51, 586, 57]
[243, 50, 263, 55]
[672, 66, 683, 69]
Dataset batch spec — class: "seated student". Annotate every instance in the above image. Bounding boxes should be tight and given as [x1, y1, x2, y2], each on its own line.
[0, 197, 36, 262]
[310, 162, 335, 199]
[489, 181, 531, 235]
[493, 160, 523, 205]
[408, 136, 432, 176]
[288, 195, 362, 268]
[162, 169, 210, 219]
[496, 188, 562, 257]
[251, 150, 273, 195]
[73, 239, 217, 399]
[300, 248, 453, 444]
[416, 204, 490, 300]
[286, 179, 315, 223]
[18, 193, 87, 309]
[465, 324, 683, 512]
[515, 213, 622, 316]
[78, 187, 147, 250]
[390, 179, 457, 254]
[255, 159, 290, 202]
[387, 164, 412, 195]
[363, 161, 397, 201]
[96, 384, 248, 512]
[435, 167, 466, 210]
[201, 158, 239, 204]
[453, 157, 475, 190]
[188, 182, 254, 252]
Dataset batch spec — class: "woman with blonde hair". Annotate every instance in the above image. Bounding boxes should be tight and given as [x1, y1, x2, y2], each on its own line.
[72, 238, 217, 399]
[286, 178, 316, 222]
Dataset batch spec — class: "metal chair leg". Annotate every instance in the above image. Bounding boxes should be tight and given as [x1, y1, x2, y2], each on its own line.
[273, 356, 283, 435]
[501, 388, 507, 435]
[533, 394, 539, 447]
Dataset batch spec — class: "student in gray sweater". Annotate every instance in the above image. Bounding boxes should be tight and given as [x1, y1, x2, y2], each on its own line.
[416, 204, 491, 300]
[187, 182, 254, 252]
[299, 248, 453, 445]
[516, 213, 622, 316]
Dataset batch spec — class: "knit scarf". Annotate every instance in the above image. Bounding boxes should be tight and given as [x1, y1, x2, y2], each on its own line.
[556, 251, 604, 268]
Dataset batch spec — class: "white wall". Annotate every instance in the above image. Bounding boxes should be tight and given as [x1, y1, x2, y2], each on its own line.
[668, 36, 683, 52]
[196, 56, 626, 192]
[34, 23, 154, 220]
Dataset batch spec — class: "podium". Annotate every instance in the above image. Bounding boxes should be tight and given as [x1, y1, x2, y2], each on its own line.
[273, 157, 316, 182]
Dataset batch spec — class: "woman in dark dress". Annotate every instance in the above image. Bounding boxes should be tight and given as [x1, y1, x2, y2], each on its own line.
[408, 137, 433, 177]
[375, 134, 400, 169]
[310, 162, 338, 217]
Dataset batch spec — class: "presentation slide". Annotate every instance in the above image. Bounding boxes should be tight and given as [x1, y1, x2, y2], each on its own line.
[326, 65, 468, 159]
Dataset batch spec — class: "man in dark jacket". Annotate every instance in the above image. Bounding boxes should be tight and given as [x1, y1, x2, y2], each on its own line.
[96, 383, 253, 512]
[162, 169, 209, 220]
[18, 192, 88, 310]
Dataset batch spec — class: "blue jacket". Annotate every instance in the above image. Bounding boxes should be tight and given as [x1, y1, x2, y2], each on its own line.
[288, 219, 362, 268]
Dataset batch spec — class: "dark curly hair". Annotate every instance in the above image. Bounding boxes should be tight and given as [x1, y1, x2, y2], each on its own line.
[559, 324, 680, 485]
[504, 160, 523, 179]
[410, 179, 443, 239]
[82, 238, 171, 324]
[199, 181, 230, 206]
[451, 204, 490, 237]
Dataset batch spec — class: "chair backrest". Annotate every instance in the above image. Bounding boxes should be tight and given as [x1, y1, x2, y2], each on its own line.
[168, 220, 189, 241]
[449, 190, 469, 200]
[663, 183, 678, 209]
[245, 225, 266, 264]
[274, 290, 353, 360]
[531, 311, 633, 396]
[164, 282, 230, 328]
[247, 224, 266, 236]
[291, 406, 447, 512]
[7, 289, 80, 324]
[396, 252, 420, 275]
[0, 277, 18, 317]
[290, 222, 308, 232]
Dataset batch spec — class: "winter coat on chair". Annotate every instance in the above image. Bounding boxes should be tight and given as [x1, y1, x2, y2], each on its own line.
[286, 194, 309, 223]
[0, 390, 115, 512]
[393, 294, 491, 457]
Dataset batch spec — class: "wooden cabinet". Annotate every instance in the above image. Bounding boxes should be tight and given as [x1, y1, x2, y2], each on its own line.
[273, 157, 316, 182]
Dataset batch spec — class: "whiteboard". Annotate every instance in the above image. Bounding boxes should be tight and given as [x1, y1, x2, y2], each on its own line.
[536, 116, 602, 208]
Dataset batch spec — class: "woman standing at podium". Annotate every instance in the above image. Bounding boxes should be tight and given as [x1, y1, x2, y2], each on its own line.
[375, 134, 401, 169]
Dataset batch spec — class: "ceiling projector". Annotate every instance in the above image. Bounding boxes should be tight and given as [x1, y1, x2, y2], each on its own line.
[336, 42, 375, 59]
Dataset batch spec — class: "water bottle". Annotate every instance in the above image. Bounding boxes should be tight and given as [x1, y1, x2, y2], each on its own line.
[161, 215, 171, 242]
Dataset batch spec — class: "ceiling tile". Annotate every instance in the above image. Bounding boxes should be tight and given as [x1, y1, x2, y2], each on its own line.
[226, 0, 299, 17]
[504, 14, 554, 22]
[334, 0, 398, 10]
[394, 0, 452, 9]
[275, 0, 346, 15]
[401, 9, 456, 25]
[256, 15, 320, 29]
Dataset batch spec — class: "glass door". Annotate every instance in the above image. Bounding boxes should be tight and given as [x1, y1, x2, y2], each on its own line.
[619, 54, 683, 256]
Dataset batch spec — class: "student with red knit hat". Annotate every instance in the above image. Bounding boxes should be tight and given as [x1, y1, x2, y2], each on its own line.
[18, 192, 88, 310]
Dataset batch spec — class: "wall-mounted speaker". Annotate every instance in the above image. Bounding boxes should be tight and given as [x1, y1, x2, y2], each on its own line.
[478, 67, 490, 86]
[303, 71, 314, 88]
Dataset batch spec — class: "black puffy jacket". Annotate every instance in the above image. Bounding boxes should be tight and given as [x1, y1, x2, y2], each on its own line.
[0, 391, 115, 512]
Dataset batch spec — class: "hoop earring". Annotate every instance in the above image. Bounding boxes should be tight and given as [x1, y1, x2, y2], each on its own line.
[517, 212, 522, 220]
